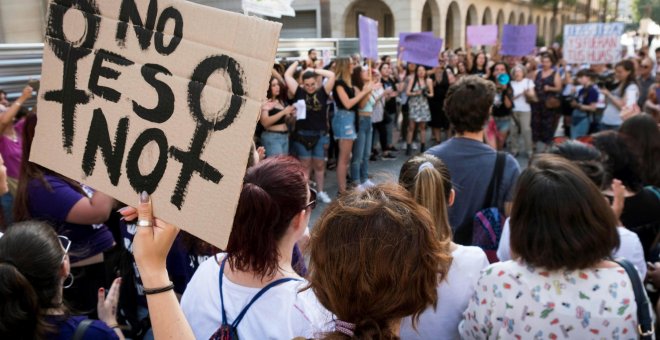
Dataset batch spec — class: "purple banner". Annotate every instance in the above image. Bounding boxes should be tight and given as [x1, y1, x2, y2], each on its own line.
[359, 15, 379, 60]
[467, 25, 498, 46]
[501, 25, 537, 56]
[399, 33, 443, 67]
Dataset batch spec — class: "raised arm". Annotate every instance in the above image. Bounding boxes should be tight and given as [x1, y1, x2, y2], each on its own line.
[0, 85, 32, 132]
[284, 61, 301, 99]
[312, 67, 336, 95]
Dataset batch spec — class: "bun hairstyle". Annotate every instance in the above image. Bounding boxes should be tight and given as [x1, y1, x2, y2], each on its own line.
[225, 156, 308, 279]
[399, 154, 453, 251]
[0, 221, 67, 339]
[308, 184, 451, 339]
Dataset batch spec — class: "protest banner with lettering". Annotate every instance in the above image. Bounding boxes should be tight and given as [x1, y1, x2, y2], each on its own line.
[242, 0, 295, 18]
[398, 33, 442, 67]
[563, 23, 624, 64]
[359, 15, 379, 60]
[31, 0, 282, 249]
[467, 25, 498, 46]
[501, 25, 537, 56]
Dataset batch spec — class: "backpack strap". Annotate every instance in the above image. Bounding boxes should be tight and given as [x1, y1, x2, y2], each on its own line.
[482, 152, 506, 210]
[72, 319, 94, 340]
[218, 257, 300, 330]
[613, 259, 655, 339]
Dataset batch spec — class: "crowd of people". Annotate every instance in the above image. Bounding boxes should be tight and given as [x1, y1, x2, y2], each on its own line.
[0, 39, 658, 340]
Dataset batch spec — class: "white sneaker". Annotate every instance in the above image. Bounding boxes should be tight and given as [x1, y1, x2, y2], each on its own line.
[362, 179, 376, 188]
[412, 142, 419, 150]
[317, 191, 331, 203]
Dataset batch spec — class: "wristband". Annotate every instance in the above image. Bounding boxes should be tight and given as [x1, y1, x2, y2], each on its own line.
[143, 282, 175, 295]
[14, 101, 22, 107]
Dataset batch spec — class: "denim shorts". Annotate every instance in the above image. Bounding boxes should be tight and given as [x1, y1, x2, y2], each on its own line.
[291, 130, 329, 160]
[494, 116, 512, 132]
[332, 109, 357, 140]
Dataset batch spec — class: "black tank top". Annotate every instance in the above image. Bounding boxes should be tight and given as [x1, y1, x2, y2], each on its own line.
[268, 107, 286, 126]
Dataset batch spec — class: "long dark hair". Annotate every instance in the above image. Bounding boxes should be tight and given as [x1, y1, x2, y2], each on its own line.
[620, 115, 660, 187]
[225, 156, 308, 279]
[615, 59, 638, 96]
[470, 51, 488, 74]
[13, 114, 86, 222]
[351, 66, 366, 91]
[266, 76, 287, 104]
[0, 221, 68, 339]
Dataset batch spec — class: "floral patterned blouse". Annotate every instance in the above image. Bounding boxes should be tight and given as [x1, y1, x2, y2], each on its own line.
[459, 260, 640, 340]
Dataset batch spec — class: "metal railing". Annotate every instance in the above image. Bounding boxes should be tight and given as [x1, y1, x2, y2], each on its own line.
[0, 38, 401, 105]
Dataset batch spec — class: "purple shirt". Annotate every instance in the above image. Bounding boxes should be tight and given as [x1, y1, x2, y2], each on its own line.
[0, 118, 25, 179]
[28, 174, 114, 262]
[46, 315, 119, 340]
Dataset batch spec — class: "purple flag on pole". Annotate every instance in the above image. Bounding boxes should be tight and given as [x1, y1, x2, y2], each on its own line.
[467, 25, 498, 46]
[501, 25, 537, 56]
[399, 33, 443, 67]
[359, 15, 379, 60]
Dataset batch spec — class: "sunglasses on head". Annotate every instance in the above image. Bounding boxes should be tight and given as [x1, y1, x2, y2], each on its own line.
[304, 188, 317, 211]
[58, 235, 71, 264]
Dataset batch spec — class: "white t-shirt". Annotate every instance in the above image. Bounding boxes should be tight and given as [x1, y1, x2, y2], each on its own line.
[400, 245, 489, 340]
[180, 254, 332, 340]
[602, 84, 639, 126]
[497, 218, 647, 278]
[511, 79, 535, 113]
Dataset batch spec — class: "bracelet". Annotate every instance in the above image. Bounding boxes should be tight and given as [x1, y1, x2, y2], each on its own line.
[107, 323, 120, 329]
[143, 282, 175, 295]
[13, 101, 22, 107]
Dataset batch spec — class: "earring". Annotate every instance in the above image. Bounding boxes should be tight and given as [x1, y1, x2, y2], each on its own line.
[63, 272, 74, 289]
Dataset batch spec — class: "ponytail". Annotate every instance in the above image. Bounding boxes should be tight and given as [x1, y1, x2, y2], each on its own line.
[0, 262, 48, 339]
[414, 166, 451, 243]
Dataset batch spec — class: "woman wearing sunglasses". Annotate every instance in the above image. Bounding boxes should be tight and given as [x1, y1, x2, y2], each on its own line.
[180, 156, 330, 339]
[0, 221, 122, 339]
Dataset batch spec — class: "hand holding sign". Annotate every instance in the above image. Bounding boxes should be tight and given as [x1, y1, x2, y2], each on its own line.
[467, 25, 498, 46]
[31, 0, 282, 249]
[398, 32, 443, 67]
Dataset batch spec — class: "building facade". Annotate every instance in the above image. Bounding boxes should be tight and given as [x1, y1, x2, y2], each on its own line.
[0, 0, 601, 48]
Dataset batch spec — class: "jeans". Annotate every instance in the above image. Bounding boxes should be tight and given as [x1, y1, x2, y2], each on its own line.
[351, 115, 373, 184]
[571, 109, 590, 139]
[261, 131, 289, 157]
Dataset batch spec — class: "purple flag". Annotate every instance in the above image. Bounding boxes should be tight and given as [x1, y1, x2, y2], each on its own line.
[467, 25, 498, 46]
[501, 25, 537, 56]
[359, 15, 379, 60]
[399, 33, 443, 67]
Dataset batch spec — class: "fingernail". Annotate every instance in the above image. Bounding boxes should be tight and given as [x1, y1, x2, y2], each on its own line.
[116, 207, 127, 213]
[140, 191, 149, 204]
[99, 288, 104, 292]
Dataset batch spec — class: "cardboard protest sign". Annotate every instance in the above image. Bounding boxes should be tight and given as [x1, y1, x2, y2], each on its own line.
[358, 15, 379, 60]
[563, 23, 624, 64]
[501, 25, 537, 56]
[399, 33, 442, 67]
[467, 25, 498, 46]
[31, 0, 282, 249]
[242, 0, 295, 18]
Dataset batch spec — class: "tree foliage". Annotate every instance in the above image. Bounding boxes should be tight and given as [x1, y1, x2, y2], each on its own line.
[633, 0, 660, 23]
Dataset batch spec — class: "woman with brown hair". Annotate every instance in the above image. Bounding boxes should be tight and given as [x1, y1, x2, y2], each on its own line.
[180, 157, 330, 339]
[307, 183, 451, 339]
[398, 155, 488, 339]
[460, 155, 645, 338]
[531, 53, 563, 152]
[13, 113, 117, 314]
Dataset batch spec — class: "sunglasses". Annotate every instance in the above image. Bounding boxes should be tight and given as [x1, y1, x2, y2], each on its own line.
[58, 235, 71, 264]
[304, 188, 317, 211]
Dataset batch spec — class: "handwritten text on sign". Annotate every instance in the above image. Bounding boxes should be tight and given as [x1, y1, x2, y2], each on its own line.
[31, 0, 281, 248]
[563, 23, 624, 64]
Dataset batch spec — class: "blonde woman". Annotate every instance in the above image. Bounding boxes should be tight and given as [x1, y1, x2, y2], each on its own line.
[331, 58, 372, 194]
[399, 154, 488, 340]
